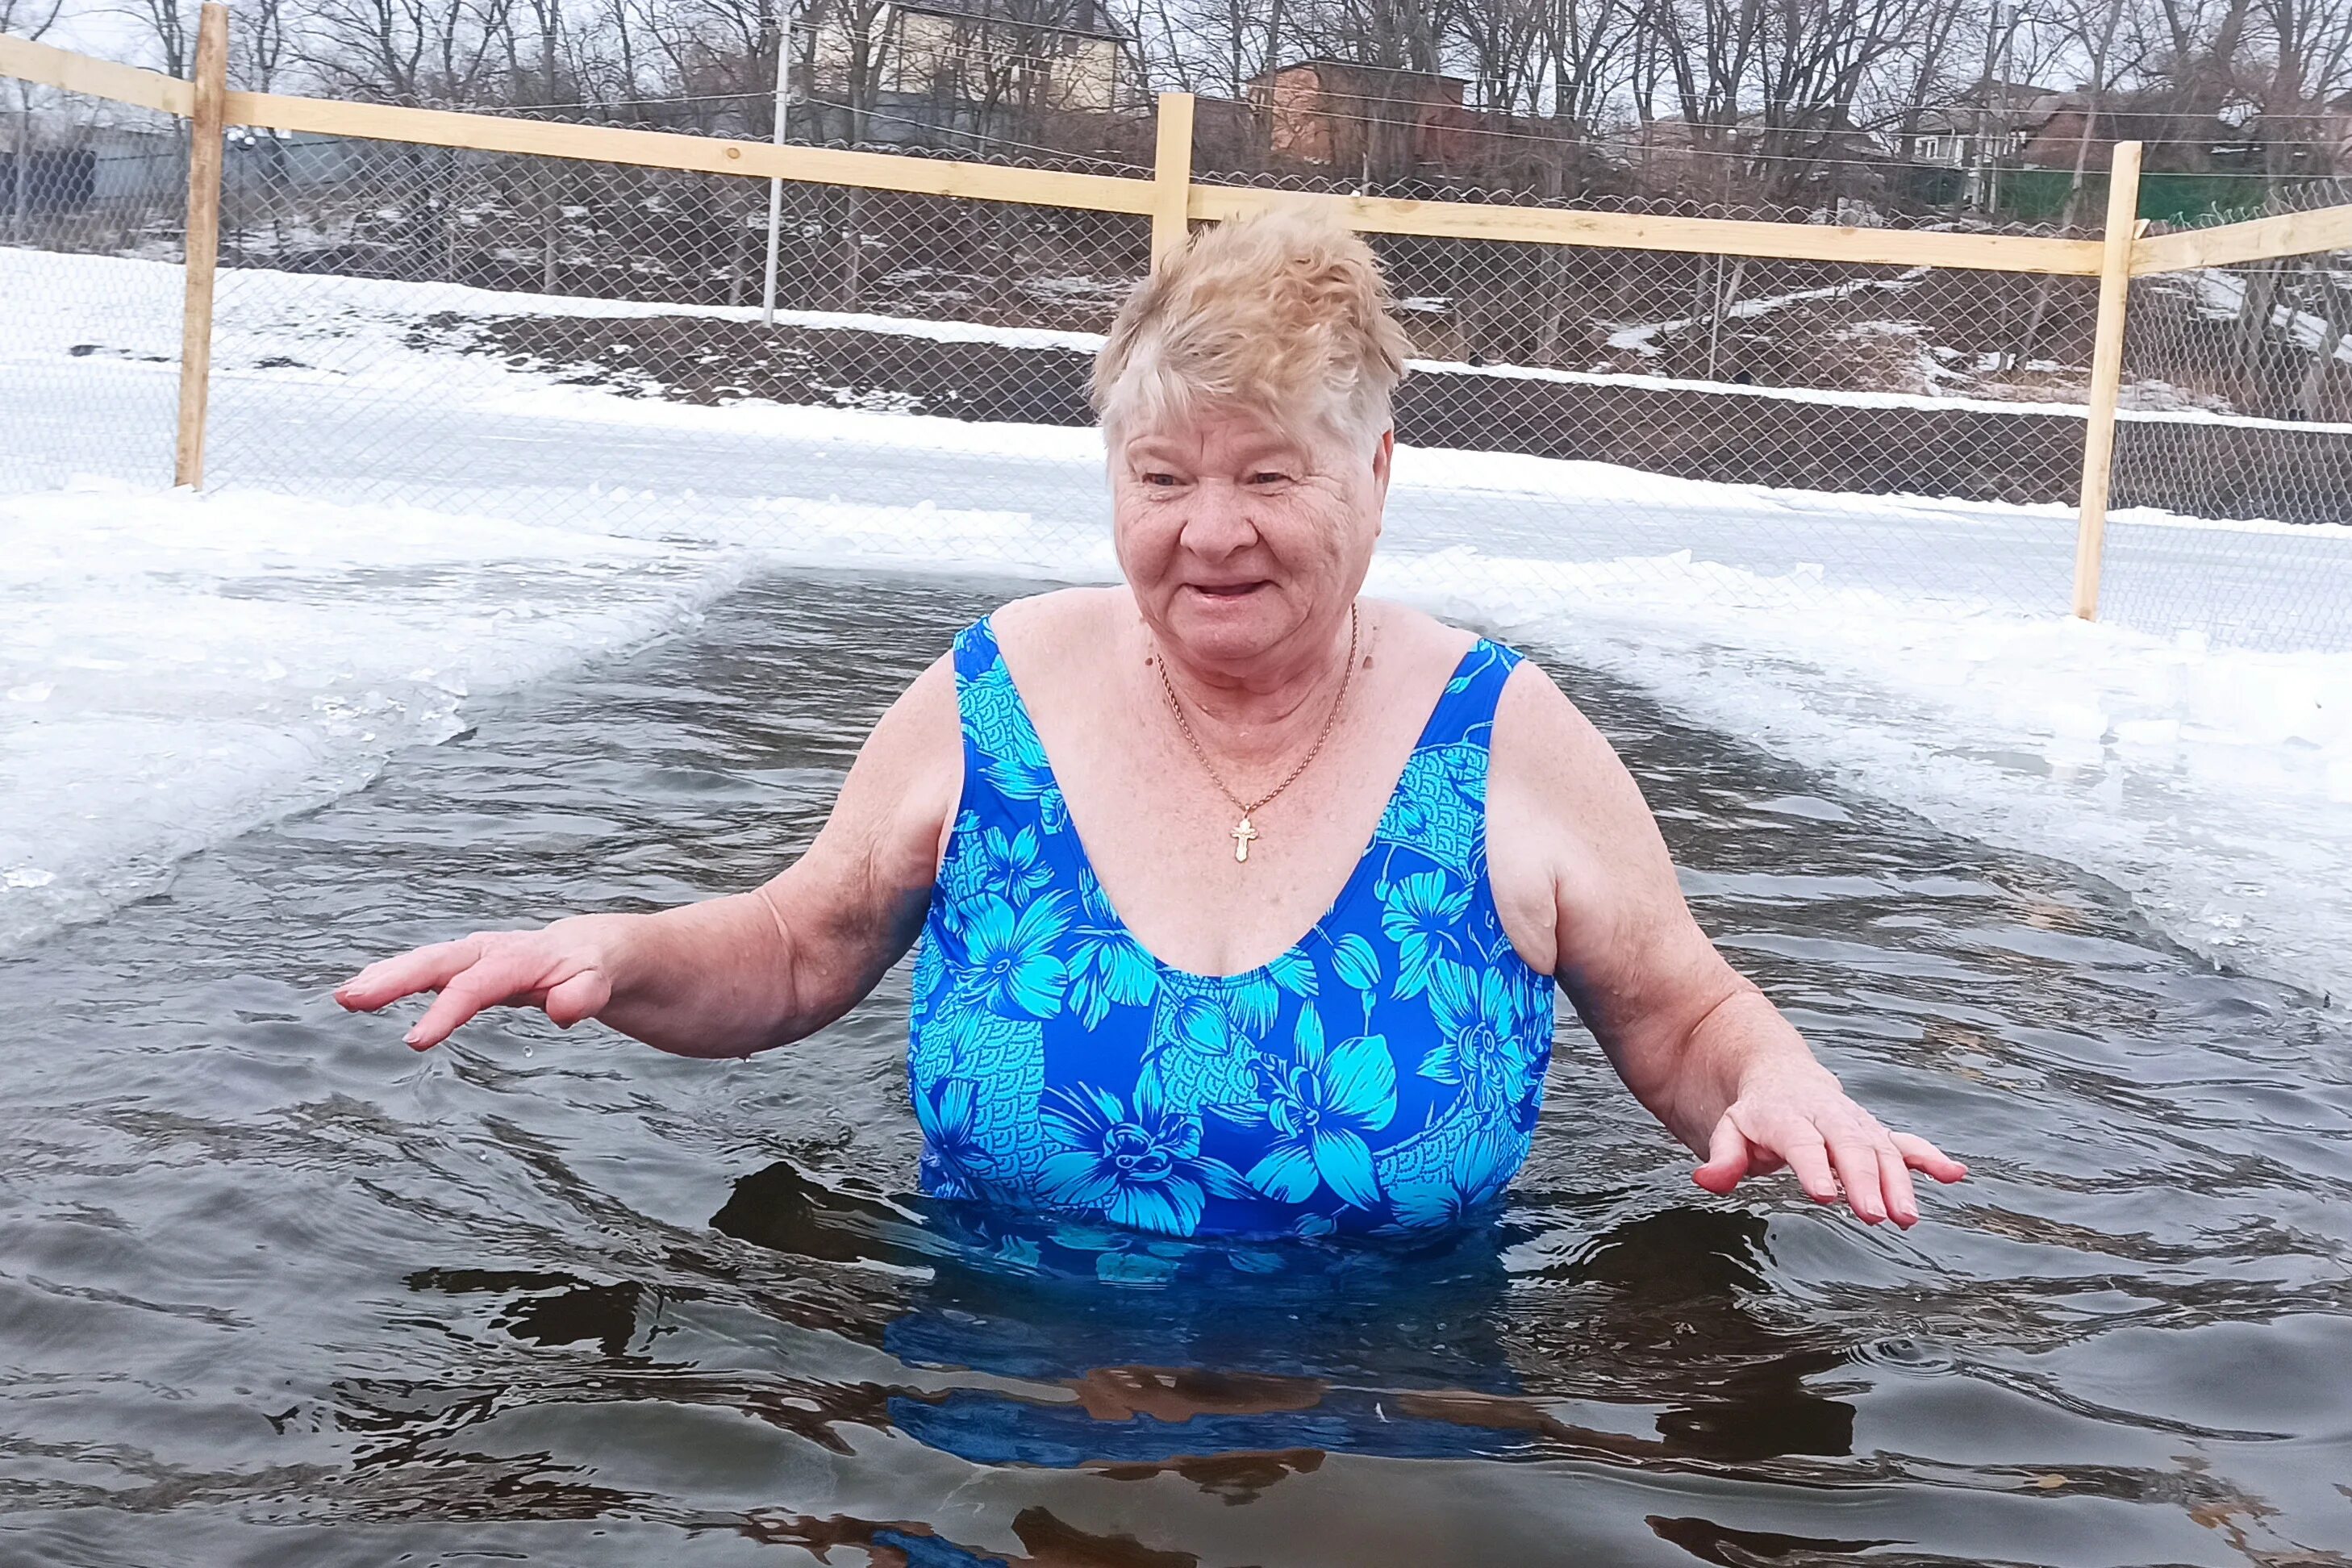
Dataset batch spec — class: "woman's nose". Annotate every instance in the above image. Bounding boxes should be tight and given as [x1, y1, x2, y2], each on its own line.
[1178, 480, 1259, 559]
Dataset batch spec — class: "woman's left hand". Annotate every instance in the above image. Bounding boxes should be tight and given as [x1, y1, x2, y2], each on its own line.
[1689, 1062, 1968, 1227]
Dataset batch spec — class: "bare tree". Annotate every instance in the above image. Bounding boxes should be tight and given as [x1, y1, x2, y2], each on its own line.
[2245, 0, 2352, 178]
[298, 0, 518, 102]
[114, 0, 197, 77]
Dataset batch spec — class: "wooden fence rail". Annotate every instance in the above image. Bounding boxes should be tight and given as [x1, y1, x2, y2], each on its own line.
[7, 10, 2349, 623]
[1, 27, 2108, 274]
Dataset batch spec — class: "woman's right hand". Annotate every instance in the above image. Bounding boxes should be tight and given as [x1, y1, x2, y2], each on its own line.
[334, 915, 633, 1050]
[334, 653, 958, 1061]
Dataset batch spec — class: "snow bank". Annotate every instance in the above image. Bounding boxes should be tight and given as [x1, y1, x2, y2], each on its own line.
[1371, 548, 2351, 1004]
[0, 481, 764, 949]
[0, 472, 1119, 952]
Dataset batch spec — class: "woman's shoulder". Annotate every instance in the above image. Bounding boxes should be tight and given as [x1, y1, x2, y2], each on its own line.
[1366, 598, 1487, 672]
[982, 586, 1130, 663]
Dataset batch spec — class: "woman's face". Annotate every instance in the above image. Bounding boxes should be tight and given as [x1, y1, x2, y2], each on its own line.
[1111, 404, 1391, 674]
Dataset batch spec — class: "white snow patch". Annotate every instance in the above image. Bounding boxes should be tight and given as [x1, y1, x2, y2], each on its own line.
[1381, 548, 2352, 1003]
[2179, 267, 2352, 365]
[0, 480, 765, 949]
[1605, 270, 1926, 354]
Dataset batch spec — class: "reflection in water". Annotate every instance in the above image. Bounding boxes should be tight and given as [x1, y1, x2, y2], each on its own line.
[5, 573, 2352, 1565]
[709, 1159, 1855, 1477]
[1644, 1516, 1896, 1566]
[737, 1504, 1209, 1566]
[412, 1268, 652, 1358]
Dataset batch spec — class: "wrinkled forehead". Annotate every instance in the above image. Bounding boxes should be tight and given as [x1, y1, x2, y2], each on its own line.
[1107, 387, 1376, 472]
[1116, 399, 1312, 460]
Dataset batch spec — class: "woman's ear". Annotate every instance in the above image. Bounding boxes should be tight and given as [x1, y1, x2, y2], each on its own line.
[1373, 427, 1395, 490]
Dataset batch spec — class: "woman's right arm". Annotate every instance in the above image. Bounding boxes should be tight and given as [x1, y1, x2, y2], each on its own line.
[335, 654, 961, 1058]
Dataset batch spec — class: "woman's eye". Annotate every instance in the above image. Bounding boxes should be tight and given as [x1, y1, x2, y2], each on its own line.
[1249, 471, 1290, 486]
[1142, 472, 1180, 487]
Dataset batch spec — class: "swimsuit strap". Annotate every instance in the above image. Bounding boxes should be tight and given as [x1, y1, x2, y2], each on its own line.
[1416, 639, 1523, 753]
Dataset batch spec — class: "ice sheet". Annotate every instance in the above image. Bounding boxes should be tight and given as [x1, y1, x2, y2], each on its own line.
[0, 482, 761, 948]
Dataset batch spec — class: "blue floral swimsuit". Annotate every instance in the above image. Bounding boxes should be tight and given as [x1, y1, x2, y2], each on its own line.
[908, 617, 1557, 1241]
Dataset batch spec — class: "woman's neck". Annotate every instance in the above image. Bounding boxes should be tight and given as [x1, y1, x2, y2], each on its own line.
[1141, 603, 1365, 769]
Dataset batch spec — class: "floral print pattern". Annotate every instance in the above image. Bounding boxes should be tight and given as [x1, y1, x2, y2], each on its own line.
[1036, 1083, 1252, 1236]
[908, 619, 1556, 1238]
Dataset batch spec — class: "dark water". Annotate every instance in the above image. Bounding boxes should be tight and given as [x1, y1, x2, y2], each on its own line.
[6, 575, 2350, 1567]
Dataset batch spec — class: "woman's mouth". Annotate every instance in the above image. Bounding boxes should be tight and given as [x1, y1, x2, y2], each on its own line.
[1188, 582, 1266, 600]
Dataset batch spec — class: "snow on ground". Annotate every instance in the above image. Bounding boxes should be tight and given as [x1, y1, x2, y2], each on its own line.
[0, 483, 769, 948]
[5, 244, 2351, 1004]
[1419, 554, 2352, 1006]
[15, 246, 2352, 449]
[2181, 266, 2352, 366]
[1603, 269, 1925, 356]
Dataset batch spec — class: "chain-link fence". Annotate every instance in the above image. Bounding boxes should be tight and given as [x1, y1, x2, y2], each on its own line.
[2, 101, 188, 498]
[7, 36, 2352, 652]
[185, 127, 1147, 559]
[1217, 174, 2110, 620]
[2109, 198, 2352, 649]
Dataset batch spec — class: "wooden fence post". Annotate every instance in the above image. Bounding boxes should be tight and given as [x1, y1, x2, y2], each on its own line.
[173, 0, 228, 489]
[1150, 92, 1195, 269]
[2071, 140, 2144, 621]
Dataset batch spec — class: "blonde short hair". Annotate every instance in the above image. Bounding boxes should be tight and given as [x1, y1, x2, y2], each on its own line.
[1091, 208, 1412, 450]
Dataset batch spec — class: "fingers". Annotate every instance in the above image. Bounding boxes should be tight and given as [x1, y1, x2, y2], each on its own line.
[398, 945, 550, 1051]
[1691, 1111, 1754, 1195]
[402, 974, 507, 1050]
[1891, 1131, 1970, 1184]
[1878, 1144, 1920, 1228]
[335, 939, 480, 1012]
[1824, 1131, 1890, 1224]
[1768, 1120, 1841, 1207]
[1699, 1101, 1966, 1226]
[337, 928, 610, 1052]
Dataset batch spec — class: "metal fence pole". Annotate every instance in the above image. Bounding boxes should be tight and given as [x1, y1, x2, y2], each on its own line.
[1151, 92, 1195, 269]
[759, 8, 792, 327]
[2071, 139, 2145, 622]
[173, 0, 228, 489]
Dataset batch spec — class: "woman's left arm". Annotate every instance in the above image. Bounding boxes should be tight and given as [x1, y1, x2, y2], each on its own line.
[1487, 664, 1967, 1227]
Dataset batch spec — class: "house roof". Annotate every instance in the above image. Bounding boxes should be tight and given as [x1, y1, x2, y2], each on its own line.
[1249, 57, 1470, 90]
[890, 0, 1126, 41]
[0, 120, 179, 155]
[1910, 82, 2070, 136]
[1634, 110, 1885, 149]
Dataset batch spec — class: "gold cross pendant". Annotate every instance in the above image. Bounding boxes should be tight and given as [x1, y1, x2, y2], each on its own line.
[1231, 815, 1258, 863]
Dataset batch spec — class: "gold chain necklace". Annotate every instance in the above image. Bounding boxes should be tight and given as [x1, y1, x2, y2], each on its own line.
[1154, 603, 1360, 864]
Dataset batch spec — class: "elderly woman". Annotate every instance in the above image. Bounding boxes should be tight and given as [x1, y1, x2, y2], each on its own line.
[339, 211, 1964, 1239]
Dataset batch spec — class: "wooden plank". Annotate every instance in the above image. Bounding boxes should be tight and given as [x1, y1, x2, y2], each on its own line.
[1150, 91, 1195, 267]
[173, 2, 227, 490]
[2072, 142, 2144, 622]
[0, 29, 193, 115]
[219, 89, 1161, 214]
[1187, 182, 2108, 275]
[2133, 205, 2352, 274]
